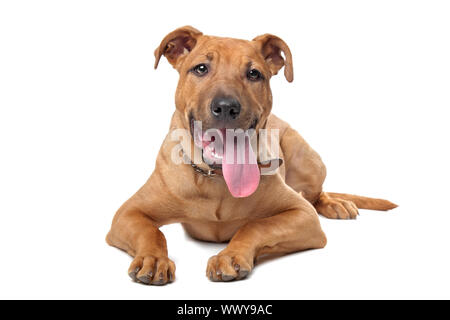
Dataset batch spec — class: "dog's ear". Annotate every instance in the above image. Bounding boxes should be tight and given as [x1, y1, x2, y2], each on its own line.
[252, 34, 293, 82]
[154, 26, 203, 69]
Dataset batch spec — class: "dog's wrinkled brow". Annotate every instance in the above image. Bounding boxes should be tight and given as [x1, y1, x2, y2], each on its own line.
[189, 53, 214, 65]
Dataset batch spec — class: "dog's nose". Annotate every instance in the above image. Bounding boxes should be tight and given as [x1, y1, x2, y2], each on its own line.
[210, 97, 241, 121]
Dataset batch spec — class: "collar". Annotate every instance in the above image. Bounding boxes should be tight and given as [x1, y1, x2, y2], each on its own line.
[181, 149, 283, 178]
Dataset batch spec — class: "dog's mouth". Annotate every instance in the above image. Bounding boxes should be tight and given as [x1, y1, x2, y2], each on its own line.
[189, 115, 260, 198]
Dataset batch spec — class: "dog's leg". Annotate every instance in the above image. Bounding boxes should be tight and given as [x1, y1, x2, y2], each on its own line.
[106, 207, 176, 285]
[314, 191, 397, 219]
[206, 198, 326, 282]
[279, 125, 381, 219]
[314, 191, 359, 219]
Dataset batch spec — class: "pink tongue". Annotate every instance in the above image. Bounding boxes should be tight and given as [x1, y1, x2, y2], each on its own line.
[221, 130, 260, 198]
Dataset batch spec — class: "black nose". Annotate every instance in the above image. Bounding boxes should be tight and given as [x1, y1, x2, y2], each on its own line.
[210, 96, 241, 121]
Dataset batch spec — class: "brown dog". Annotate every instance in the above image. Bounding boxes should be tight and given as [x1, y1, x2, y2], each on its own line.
[106, 26, 397, 285]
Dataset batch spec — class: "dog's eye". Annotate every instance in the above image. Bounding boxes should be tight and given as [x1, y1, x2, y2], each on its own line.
[247, 69, 263, 81]
[192, 64, 209, 76]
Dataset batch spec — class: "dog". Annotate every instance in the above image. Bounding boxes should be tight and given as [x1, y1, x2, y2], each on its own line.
[106, 26, 397, 285]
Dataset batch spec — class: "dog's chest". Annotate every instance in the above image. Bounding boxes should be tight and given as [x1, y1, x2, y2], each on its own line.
[182, 174, 281, 222]
[184, 197, 248, 222]
[182, 219, 247, 242]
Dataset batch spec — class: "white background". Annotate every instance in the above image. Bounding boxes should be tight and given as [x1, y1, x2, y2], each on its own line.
[0, 0, 449, 299]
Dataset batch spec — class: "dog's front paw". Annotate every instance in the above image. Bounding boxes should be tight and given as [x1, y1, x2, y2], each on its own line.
[206, 251, 254, 282]
[128, 255, 175, 285]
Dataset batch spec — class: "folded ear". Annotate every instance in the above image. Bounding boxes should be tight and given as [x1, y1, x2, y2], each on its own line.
[252, 34, 293, 82]
[154, 26, 203, 69]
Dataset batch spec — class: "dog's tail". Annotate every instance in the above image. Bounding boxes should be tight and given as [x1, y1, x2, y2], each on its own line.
[327, 192, 398, 211]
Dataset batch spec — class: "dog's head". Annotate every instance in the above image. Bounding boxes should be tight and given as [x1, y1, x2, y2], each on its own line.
[154, 26, 293, 197]
[154, 26, 293, 131]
